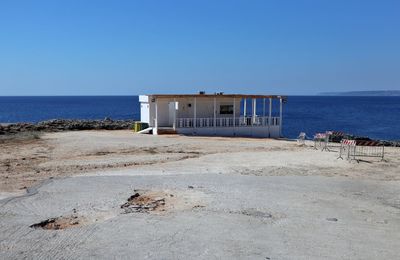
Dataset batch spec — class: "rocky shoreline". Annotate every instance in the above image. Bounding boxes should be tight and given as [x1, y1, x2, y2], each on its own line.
[0, 118, 136, 135]
[327, 131, 400, 147]
[378, 140, 400, 147]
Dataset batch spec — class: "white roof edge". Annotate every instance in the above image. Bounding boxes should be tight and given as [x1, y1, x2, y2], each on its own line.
[139, 95, 149, 103]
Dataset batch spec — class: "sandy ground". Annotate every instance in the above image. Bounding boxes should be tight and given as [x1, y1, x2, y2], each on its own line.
[0, 130, 399, 259]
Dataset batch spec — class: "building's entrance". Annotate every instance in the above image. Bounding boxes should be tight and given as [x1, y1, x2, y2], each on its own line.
[168, 102, 177, 126]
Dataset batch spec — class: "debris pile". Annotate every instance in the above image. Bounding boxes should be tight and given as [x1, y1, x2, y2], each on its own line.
[30, 215, 82, 230]
[121, 191, 168, 214]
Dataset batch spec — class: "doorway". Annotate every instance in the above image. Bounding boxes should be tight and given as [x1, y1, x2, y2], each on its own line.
[168, 102, 177, 126]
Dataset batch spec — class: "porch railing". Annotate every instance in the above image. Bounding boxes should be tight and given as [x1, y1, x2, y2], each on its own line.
[176, 116, 280, 128]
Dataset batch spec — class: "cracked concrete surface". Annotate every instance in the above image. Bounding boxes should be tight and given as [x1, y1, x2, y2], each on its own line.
[1, 174, 400, 259]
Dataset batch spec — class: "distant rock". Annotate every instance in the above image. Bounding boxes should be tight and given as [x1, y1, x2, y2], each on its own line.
[319, 90, 400, 96]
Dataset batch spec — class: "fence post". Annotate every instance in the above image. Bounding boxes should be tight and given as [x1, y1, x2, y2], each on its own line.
[338, 141, 344, 159]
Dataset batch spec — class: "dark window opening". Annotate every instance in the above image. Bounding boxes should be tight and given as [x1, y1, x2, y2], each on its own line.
[220, 105, 233, 114]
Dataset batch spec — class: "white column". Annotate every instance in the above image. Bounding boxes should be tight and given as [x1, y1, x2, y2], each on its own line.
[154, 99, 158, 135]
[263, 98, 266, 125]
[279, 98, 283, 137]
[243, 98, 247, 117]
[243, 98, 247, 124]
[173, 98, 176, 130]
[268, 98, 272, 137]
[194, 97, 197, 128]
[233, 97, 236, 129]
[252, 98, 256, 124]
[213, 97, 216, 129]
[268, 98, 272, 126]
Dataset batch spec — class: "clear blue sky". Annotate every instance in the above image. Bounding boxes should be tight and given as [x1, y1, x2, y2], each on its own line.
[1, 0, 399, 96]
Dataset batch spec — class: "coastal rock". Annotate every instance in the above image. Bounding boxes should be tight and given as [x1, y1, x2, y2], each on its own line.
[0, 119, 136, 134]
[327, 131, 400, 147]
[379, 140, 400, 147]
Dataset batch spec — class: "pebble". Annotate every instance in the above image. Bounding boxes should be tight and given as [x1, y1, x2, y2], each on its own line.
[326, 217, 338, 222]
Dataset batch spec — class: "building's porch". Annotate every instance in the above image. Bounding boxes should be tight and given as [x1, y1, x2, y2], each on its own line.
[175, 116, 280, 128]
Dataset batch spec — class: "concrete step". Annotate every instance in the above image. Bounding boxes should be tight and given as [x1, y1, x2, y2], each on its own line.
[157, 128, 177, 135]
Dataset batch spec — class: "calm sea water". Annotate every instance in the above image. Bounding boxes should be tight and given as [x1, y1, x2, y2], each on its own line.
[0, 96, 399, 140]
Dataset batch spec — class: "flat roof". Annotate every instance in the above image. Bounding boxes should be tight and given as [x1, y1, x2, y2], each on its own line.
[148, 93, 286, 99]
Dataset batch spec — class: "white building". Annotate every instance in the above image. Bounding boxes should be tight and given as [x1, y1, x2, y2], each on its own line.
[139, 93, 286, 138]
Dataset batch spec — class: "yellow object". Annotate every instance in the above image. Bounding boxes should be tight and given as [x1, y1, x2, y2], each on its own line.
[133, 122, 149, 132]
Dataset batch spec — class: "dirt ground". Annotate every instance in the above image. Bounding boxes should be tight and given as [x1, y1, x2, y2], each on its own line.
[0, 131, 206, 193]
[1, 130, 399, 195]
[1, 130, 399, 259]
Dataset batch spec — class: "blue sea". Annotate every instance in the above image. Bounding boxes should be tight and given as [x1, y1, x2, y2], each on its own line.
[0, 96, 399, 141]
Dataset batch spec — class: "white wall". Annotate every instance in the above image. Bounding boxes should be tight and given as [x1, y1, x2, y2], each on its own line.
[146, 96, 242, 127]
[149, 101, 155, 127]
[155, 99, 170, 127]
[174, 97, 241, 118]
[140, 103, 150, 123]
[139, 95, 150, 123]
[176, 126, 279, 138]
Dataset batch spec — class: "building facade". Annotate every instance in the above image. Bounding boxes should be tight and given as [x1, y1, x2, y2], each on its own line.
[139, 93, 286, 138]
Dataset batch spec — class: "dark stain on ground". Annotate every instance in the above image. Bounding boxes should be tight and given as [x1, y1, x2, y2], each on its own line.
[121, 191, 167, 213]
[30, 215, 82, 230]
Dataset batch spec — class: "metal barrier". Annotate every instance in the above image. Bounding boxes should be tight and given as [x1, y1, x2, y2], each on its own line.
[314, 131, 333, 151]
[337, 139, 356, 159]
[297, 132, 306, 146]
[349, 145, 385, 162]
[338, 139, 384, 162]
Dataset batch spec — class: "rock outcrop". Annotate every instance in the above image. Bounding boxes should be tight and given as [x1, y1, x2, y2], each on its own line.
[0, 118, 136, 135]
[326, 131, 400, 147]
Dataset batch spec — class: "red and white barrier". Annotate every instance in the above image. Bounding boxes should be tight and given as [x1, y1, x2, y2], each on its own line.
[338, 139, 384, 161]
[342, 139, 356, 146]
